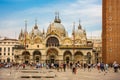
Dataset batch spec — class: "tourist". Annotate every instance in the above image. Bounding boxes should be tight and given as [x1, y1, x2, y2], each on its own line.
[87, 63, 91, 72]
[113, 61, 118, 72]
[56, 62, 59, 72]
[105, 63, 109, 72]
[51, 63, 55, 69]
[97, 62, 100, 73]
[22, 63, 25, 69]
[70, 62, 73, 69]
[60, 63, 63, 71]
[72, 64, 77, 74]
[83, 63, 87, 71]
[63, 62, 66, 72]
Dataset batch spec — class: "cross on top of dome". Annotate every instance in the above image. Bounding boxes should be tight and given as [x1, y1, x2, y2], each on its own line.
[54, 12, 61, 23]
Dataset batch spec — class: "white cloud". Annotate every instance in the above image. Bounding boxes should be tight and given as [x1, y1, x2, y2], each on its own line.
[0, 0, 102, 39]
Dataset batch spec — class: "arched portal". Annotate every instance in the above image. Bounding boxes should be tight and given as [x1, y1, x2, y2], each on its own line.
[46, 37, 59, 47]
[87, 52, 91, 64]
[74, 51, 83, 63]
[63, 51, 72, 64]
[22, 51, 30, 64]
[46, 48, 58, 63]
[33, 50, 41, 63]
[7, 58, 10, 63]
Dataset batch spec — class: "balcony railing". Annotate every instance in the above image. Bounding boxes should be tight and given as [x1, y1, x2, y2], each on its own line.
[59, 44, 93, 49]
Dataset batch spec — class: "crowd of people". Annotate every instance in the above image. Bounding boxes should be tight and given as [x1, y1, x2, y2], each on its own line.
[0, 61, 120, 74]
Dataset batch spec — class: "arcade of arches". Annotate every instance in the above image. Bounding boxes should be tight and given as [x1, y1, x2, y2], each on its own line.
[15, 48, 92, 64]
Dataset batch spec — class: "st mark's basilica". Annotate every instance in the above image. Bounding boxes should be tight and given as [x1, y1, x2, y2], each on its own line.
[14, 13, 93, 64]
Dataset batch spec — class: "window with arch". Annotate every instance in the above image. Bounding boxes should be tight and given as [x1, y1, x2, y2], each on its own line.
[46, 37, 59, 47]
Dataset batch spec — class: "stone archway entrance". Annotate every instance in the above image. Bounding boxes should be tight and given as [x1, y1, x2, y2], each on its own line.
[33, 50, 41, 63]
[7, 58, 10, 63]
[74, 51, 84, 63]
[47, 48, 58, 63]
[22, 51, 30, 64]
[87, 52, 91, 64]
[49, 55, 55, 63]
[63, 51, 72, 64]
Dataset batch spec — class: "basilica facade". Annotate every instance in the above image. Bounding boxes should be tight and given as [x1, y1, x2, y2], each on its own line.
[14, 14, 93, 64]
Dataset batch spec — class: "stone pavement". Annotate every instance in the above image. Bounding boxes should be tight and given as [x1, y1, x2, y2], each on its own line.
[0, 67, 120, 80]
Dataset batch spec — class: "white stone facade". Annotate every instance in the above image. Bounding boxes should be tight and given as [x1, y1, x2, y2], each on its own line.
[0, 38, 19, 63]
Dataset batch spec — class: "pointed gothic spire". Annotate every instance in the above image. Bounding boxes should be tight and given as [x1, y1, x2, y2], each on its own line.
[49, 22, 52, 32]
[21, 28, 23, 34]
[72, 22, 76, 46]
[78, 19, 82, 29]
[72, 22, 75, 36]
[34, 18, 38, 29]
[24, 20, 27, 48]
[54, 12, 58, 22]
[57, 12, 61, 23]
[43, 28, 45, 34]
[25, 20, 27, 34]
[19, 28, 24, 40]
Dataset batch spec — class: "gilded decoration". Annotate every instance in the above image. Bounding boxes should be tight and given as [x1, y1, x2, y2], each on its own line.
[34, 36, 42, 44]
[62, 38, 72, 45]
[15, 13, 93, 64]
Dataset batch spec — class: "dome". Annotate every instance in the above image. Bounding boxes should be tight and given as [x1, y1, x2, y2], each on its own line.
[75, 23, 86, 38]
[74, 24, 87, 45]
[47, 13, 66, 37]
[29, 25, 42, 38]
[75, 29, 84, 36]
[47, 22, 66, 37]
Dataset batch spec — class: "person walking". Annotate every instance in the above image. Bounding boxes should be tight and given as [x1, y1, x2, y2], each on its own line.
[88, 63, 91, 72]
[100, 62, 105, 72]
[60, 63, 63, 71]
[105, 63, 109, 73]
[97, 62, 100, 73]
[63, 62, 66, 72]
[113, 61, 118, 72]
[83, 63, 87, 71]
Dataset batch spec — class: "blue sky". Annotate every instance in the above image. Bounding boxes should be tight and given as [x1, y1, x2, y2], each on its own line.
[0, 0, 102, 39]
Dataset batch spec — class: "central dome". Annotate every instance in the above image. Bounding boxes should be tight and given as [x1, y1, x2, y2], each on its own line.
[47, 22, 66, 34]
[47, 13, 66, 37]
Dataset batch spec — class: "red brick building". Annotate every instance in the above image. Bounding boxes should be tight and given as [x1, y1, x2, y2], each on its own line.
[102, 0, 120, 64]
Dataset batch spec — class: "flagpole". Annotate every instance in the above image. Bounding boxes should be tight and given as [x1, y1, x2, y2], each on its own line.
[72, 22, 75, 62]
